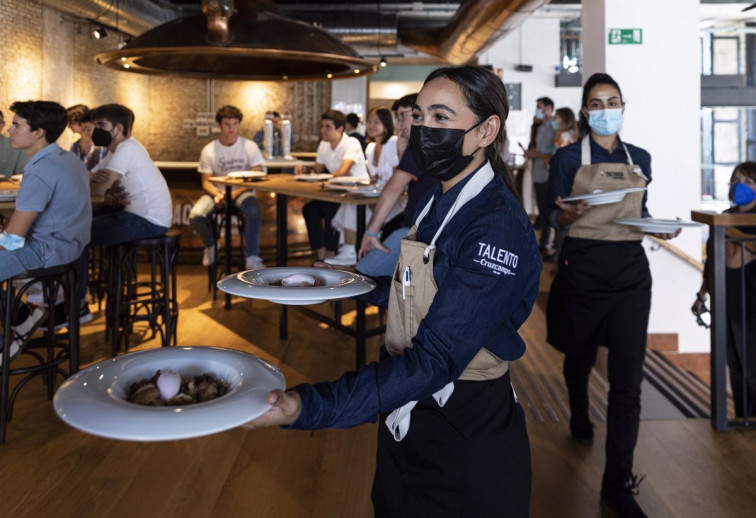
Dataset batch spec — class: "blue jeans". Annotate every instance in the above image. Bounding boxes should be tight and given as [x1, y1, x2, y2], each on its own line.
[355, 227, 408, 278]
[189, 192, 261, 257]
[77, 210, 168, 302]
[0, 241, 46, 282]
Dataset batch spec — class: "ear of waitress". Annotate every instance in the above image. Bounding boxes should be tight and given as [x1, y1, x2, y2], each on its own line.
[545, 73, 679, 518]
[245, 66, 542, 517]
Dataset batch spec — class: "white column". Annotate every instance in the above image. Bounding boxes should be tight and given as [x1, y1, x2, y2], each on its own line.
[583, 0, 708, 353]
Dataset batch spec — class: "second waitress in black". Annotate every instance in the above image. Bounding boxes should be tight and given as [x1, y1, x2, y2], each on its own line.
[545, 72, 678, 518]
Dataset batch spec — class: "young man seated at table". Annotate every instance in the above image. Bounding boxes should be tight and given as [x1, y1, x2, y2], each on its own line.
[293, 110, 368, 262]
[0, 110, 28, 177]
[189, 105, 265, 270]
[1, 100, 91, 363]
[75, 103, 172, 321]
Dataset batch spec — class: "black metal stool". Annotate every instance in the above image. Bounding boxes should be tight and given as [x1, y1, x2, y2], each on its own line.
[109, 229, 180, 356]
[208, 207, 246, 300]
[0, 258, 80, 443]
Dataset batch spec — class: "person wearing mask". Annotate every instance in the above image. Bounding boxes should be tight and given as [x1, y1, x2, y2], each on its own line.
[77, 104, 172, 322]
[545, 73, 679, 518]
[246, 65, 540, 518]
[294, 110, 368, 261]
[345, 112, 367, 153]
[66, 104, 108, 171]
[190, 105, 265, 270]
[0, 110, 29, 177]
[694, 162, 756, 418]
[356, 94, 439, 278]
[525, 96, 556, 258]
[1, 100, 91, 363]
[327, 107, 400, 266]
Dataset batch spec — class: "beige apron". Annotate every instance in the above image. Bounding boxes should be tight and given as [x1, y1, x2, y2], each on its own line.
[383, 163, 510, 441]
[567, 136, 647, 241]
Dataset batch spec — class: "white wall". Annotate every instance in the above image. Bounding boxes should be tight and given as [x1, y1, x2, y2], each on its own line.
[331, 76, 367, 122]
[479, 17, 582, 157]
[583, 0, 708, 353]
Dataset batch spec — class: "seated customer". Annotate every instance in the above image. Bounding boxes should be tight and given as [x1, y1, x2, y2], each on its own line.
[77, 103, 172, 318]
[293, 110, 368, 261]
[189, 105, 265, 270]
[329, 106, 400, 266]
[66, 104, 108, 171]
[1, 100, 91, 362]
[0, 110, 28, 177]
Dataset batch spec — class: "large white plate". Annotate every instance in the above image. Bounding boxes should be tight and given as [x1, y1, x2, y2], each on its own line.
[226, 171, 268, 179]
[217, 266, 376, 305]
[53, 346, 285, 442]
[561, 187, 647, 206]
[0, 189, 16, 202]
[327, 176, 371, 186]
[295, 173, 333, 182]
[613, 218, 702, 233]
[325, 184, 383, 197]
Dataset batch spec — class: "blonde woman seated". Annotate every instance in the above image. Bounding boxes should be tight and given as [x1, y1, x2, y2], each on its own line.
[327, 107, 402, 266]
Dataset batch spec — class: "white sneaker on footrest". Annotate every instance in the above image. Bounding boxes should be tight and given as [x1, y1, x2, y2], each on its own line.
[324, 245, 357, 266]
[202, 246, 216, 267]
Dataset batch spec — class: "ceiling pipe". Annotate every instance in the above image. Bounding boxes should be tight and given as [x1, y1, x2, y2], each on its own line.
[401, 0, 551, 65]
[41, 0, 181, 36]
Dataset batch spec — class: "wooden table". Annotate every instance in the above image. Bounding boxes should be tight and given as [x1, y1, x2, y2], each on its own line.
[209, 174, 385, 366]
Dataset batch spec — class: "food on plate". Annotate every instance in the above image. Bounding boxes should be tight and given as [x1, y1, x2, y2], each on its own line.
[127, 369, 230, 406]
[275, 273, 320, 287]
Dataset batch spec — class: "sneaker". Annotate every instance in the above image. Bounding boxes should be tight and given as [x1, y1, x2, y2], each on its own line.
[601, 473, 647, 518]
[1, 306, 48, 367]
[324, 245, 357, 266]
[202, 246, 216, 267]
[245, 255, 266, 270]
[39, 303, 93, 332]
[570, 411, 594, 445]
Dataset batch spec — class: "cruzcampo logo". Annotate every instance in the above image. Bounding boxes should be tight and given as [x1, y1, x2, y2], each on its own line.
[608, 29, 643, 45]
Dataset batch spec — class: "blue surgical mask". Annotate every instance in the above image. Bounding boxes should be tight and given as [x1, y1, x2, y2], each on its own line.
[550, 119, 559, 130]
[535, 108, 545, 120]
[730, 182, 756, 207]
[588, 108, 623, 136]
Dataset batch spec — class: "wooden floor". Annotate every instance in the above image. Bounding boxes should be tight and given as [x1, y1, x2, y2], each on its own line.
[1, 263, 756, 517]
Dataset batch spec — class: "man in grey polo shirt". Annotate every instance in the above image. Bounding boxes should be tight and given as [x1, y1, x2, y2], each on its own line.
[524, 96, 556, 256]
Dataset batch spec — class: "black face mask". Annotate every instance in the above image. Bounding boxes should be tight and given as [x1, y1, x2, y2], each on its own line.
[409, 123, 483, 182]
[91, 127, 113, 147]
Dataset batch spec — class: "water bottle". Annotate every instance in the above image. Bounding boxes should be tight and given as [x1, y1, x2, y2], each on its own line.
[282, 111, 292, 159]
[263, 111, 274, 159]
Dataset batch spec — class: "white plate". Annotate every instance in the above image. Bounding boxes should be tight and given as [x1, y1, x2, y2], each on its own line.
[561, 187, 647, 206]
[10, 174, 23, 182]
[613, 218, 702, 233]
[0, 189, 17, 202]
[217, 266, 376, 305]
[225, 171, 268, 179]
[53, 346, 285, 442]
[295, 173, 333, 182]
[327, 176, 371, 186]
[325, 184, 383, 197]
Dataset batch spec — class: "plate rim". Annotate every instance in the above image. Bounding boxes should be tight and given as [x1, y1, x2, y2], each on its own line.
[53, 346, 285, 441]
[225, 170, 268, 178]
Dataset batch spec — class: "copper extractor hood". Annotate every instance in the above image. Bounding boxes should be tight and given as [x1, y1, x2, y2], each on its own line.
[94, 0, 376, 81]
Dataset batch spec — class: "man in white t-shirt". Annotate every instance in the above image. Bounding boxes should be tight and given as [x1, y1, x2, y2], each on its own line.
[189, 105, 265, 270]
[293, 110, 367, 261]
[78, 104, 173, 318]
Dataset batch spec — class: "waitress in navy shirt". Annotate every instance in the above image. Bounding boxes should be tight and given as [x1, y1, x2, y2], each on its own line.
[246, 66, 540, 517]
[545, 73, 678, 518]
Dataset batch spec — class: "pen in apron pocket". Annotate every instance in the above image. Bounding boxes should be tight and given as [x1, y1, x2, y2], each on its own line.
[402, 266, 410, 300]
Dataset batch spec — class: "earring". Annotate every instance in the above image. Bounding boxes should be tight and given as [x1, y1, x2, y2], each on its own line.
[482, 140, 487, 145]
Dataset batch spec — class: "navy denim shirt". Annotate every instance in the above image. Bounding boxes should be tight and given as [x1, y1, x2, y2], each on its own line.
[545, 136, 652, 230]
[290, 166, 542, 430]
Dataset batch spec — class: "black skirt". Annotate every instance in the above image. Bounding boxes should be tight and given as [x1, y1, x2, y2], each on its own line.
[546, 237, 652, 356]
[371, 371, 531, 518]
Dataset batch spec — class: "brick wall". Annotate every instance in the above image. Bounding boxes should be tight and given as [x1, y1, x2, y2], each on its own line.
[0, 0, 330, 159]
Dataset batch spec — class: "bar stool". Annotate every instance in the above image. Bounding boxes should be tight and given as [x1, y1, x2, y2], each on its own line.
[0, 258, 80, 443]
[109, 229, 180, 356]
[208, 207, 246, 300]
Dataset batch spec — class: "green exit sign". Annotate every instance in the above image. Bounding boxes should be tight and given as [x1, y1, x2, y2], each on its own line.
[608, 28, 643, 45]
